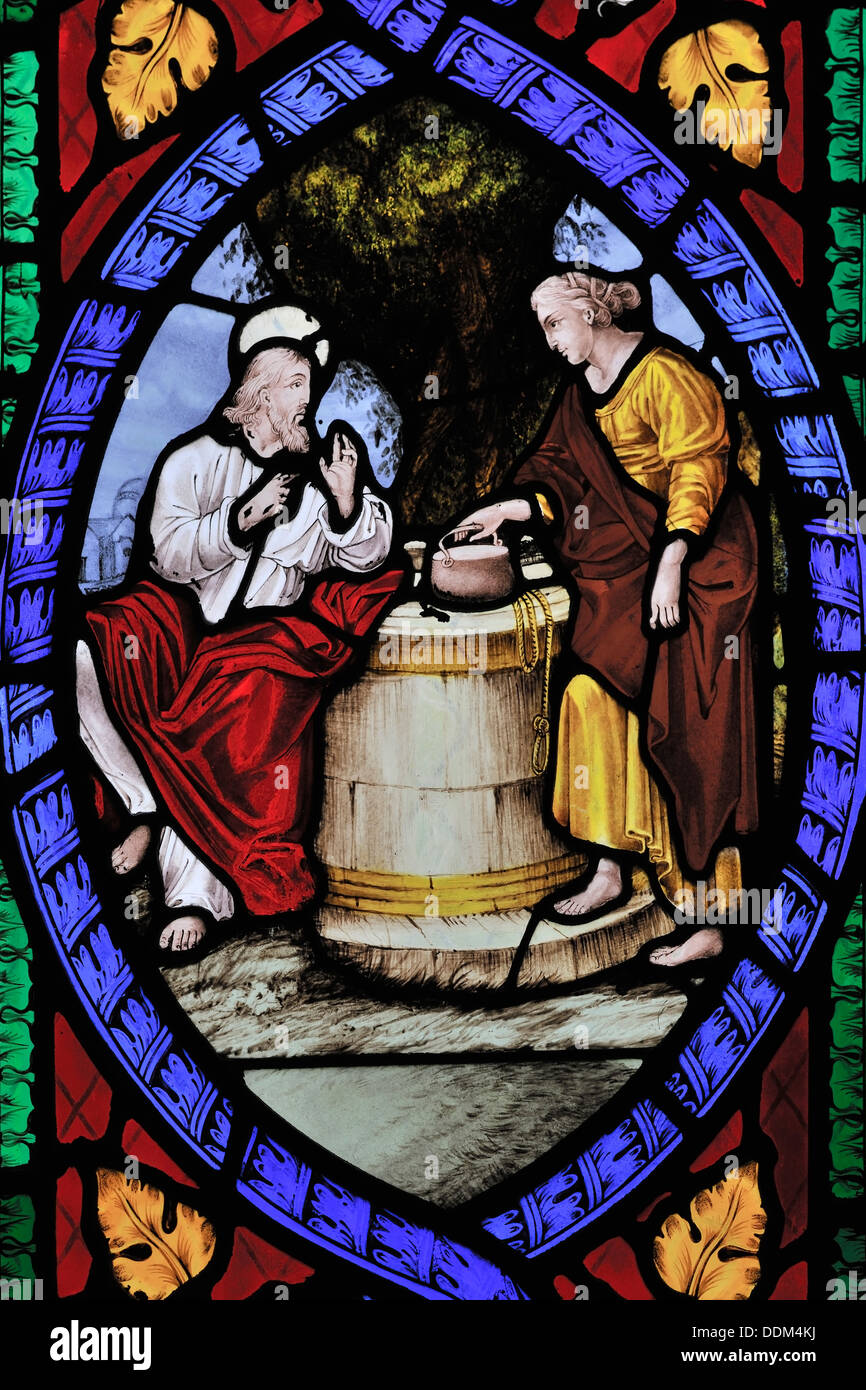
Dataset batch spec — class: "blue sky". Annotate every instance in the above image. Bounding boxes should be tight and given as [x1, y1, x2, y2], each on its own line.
[89, 302, 235, 518]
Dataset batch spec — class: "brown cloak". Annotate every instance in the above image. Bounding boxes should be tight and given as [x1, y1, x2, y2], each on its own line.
[514, 380, 759, 874]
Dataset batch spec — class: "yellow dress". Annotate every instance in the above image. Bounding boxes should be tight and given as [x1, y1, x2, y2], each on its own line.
[545, 347, 742, 905]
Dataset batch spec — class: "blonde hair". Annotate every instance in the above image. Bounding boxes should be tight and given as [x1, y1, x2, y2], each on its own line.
[530, 271, 641, 328]
[223, 346, 309, 427]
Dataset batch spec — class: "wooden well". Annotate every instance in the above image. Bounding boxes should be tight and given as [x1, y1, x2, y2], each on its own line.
[314, 568, 671, 992]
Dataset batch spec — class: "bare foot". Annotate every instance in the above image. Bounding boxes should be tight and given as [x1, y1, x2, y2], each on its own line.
[159, 915, 207, 953]
[649, 927, 723, 966]
[554, 857, 624, 918]
[111, 824, 152, 875]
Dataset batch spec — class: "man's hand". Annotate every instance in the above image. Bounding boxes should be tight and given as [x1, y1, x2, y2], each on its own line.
[238, 473, 292, 532]
[649, 538, 688, 629]
[320, 433, 357, 519]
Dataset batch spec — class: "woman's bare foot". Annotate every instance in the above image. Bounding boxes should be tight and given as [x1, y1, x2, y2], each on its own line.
[649, 927, 723, 966]
[554, 857, 624, 918]
[111, 824, 152, 875]
[159, 915, 207, 953]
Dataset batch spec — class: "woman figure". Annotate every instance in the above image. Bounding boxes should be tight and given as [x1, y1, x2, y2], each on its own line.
[455, 271, 759, 966]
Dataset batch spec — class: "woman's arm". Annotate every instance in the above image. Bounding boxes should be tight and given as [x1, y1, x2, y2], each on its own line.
[640, 354, 729, 537]
[649, 535, 688, 629]
[638, 354, 730, 629]
[452, 498, 532, 542]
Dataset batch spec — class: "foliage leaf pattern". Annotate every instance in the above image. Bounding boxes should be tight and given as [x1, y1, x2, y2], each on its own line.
[97, 1168, 215, 1300]
[658, 21, 772, 168]
[653, 1161, 766, 1299]
[101, 0, 219, 140]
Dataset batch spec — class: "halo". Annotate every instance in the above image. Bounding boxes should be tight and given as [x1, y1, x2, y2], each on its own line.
[237, 304, 330, 366]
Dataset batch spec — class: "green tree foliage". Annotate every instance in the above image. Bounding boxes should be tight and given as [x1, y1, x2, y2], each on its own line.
[255, 97, 575, 526]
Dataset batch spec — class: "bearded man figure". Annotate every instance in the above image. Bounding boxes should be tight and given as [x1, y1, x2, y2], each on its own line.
[76, 311, 402, 957]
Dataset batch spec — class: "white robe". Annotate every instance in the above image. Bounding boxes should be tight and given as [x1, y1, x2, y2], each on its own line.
[78, 432, 394, 920]
[150, 434, 393, 622]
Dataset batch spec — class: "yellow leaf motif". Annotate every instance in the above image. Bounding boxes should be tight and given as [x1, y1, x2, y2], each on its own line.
[96, 1168, 215, 1300]
[101, 0, 219, 140]
[653, 1160, 766, 1299]
[658, 20, 772, 169]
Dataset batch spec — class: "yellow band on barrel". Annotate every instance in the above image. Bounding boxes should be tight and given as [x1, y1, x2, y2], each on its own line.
[324, 856, 586, 916]
[367, 621, 565, 675]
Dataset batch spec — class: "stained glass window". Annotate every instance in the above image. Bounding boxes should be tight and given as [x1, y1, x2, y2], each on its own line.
[0, 0, 863, 1360]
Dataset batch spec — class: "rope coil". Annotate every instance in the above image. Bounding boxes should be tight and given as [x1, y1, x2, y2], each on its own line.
[512, 589, 554, 775]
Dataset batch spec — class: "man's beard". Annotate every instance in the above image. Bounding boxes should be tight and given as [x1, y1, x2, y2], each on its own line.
[268, 406, 309, 454]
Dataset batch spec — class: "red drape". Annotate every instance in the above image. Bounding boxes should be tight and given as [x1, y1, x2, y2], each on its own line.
[85, 572, 402, 916]
[514, 382, 759, 873]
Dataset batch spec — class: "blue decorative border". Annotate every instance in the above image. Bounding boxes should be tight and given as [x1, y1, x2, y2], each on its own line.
[237, 1127, 524, 1298]
[346, 0, 447, 54]
[484, 1100, 682, 1255]
[664, 960, 785, 1119]
[432, 15, 688, 226]
[0, 9, 863, 1288]
[672, 200, 818, 397]
[12, 769, 231, 1169]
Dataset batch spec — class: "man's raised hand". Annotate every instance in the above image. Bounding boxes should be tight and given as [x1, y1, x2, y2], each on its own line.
[320, 432, 358, 519]
[238, 472, 292, 531]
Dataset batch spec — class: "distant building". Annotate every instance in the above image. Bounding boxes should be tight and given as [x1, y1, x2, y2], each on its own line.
[80, 476, 146, 591]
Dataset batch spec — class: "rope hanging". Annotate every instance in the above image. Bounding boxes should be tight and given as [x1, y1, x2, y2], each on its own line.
[512, 589, 554, 776]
